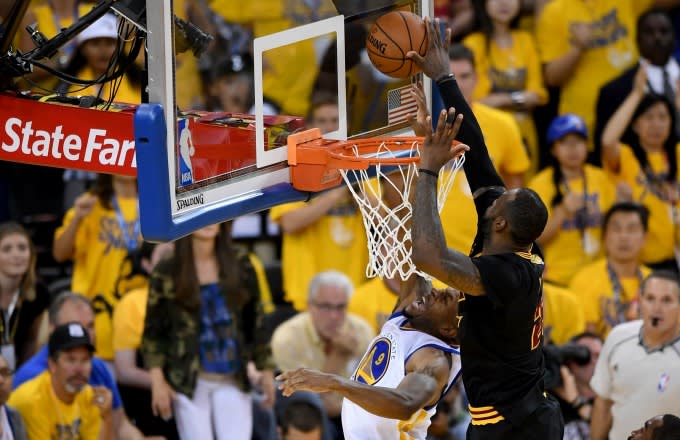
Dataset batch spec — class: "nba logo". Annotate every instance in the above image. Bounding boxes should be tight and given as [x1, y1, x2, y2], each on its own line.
[178, 118, 195, 187]
[658, 373, 670, 392]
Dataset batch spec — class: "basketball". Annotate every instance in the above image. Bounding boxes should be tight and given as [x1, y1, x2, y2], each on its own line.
[366, 11, 428, 78]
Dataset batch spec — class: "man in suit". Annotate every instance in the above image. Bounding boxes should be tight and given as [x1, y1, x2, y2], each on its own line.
[593, 9, 677, 164]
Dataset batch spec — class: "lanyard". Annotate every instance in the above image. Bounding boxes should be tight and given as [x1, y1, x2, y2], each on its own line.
[606, 261, 644, 325]
[561, 169, 589, 244]
[112, 196, 140, 252]
[0, 290, 21, 345]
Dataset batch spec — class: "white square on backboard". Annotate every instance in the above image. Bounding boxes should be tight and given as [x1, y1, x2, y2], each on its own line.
[253, 15, 347, 168]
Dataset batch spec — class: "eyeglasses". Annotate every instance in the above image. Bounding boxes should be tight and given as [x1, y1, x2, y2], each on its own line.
[311, 302, 347, 312]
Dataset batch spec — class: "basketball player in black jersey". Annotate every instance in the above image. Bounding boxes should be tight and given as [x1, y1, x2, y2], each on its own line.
[406, 18, 564, 439]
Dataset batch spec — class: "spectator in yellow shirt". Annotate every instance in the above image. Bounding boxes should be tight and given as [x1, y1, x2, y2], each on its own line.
[464, 0, 547, 175]
[63, 13, 141, 105]
[602, 66, 680, 271]
[530, 114, 616, 285]
[270, 96, 366, 311]
[53, 173, 140, 364]
[570, 203, 652, 338]
[9, 323, 113, 440]
[536, 0, 659, 152]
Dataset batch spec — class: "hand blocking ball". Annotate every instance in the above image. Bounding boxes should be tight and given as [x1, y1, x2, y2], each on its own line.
[366, 11, 428, 79]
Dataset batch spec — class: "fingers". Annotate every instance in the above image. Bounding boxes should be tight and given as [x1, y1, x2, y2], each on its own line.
[405, 50, 426, 67]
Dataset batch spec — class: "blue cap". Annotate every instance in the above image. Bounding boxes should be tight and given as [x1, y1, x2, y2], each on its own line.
[547, 114, 588, 144]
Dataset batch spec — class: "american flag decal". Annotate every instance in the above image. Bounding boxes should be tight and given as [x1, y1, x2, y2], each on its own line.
[387, 85, 417, 125]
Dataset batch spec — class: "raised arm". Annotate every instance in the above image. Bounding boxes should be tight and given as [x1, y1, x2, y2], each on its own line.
[410, 111, 485, 296]
[407, 17, 503, 194]
[277, 347, 452, 420]
[601, 66, 647, 173]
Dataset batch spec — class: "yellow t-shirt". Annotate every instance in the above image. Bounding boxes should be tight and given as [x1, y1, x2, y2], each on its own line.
[528, 165, 615, 285]
[569, 258, 651, 338]
[112, 286, 147, 352]
[9, 371, 101, 440]
[270, 199, 368, 311]
[348, 277, 399, 335]
[112, 253, 273, 353]
[440, 102, 530, 253]
[536, 0, 653, 149]
[464, 30, 547, 175]
[543, 282, 586, 345]
[55, 195, 140, 360]
[68, 66, 141, 105]
[608, 144, 680, 264]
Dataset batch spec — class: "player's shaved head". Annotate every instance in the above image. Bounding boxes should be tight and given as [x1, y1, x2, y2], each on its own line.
[504, 188, 548, 247]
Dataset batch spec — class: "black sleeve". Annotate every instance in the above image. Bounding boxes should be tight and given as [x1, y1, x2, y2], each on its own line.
[435, 76, 505, 194]
[471, 254, 526, 307]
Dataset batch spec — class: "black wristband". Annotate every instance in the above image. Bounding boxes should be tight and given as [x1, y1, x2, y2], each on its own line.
[418, 168, 439, 178]
[436, 73, 455, 84]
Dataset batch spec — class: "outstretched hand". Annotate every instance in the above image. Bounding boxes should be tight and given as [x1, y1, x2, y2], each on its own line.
[419, 108, 468, 173]
[406, 16, 451, 81]
[276, 368, 338, 397]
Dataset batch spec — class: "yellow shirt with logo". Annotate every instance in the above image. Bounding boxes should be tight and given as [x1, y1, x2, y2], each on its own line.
[9, 371, 101, 440]
[536, 0, 653, 149]
[607, 144, 680, 264]
[55, 195, 140, 360]
[348, 278, 399, 335]
[569, 258, 651, 338]
[528, 165, 615, 285]
[270, 200, 368, 311]
[543, 282, 586, 345]
[464, 30, 547, 176]
[440, 102, 530, 253]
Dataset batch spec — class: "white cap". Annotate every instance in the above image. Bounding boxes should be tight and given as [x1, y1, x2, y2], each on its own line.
[76, 13, 118, 46]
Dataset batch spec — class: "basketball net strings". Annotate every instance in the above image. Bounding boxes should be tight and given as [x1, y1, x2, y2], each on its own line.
[340, 141, 465, 281]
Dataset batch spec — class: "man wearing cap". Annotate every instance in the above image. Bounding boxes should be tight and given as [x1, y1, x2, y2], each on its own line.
[8, 322, 113, 440]
[13, 292, 144, 439]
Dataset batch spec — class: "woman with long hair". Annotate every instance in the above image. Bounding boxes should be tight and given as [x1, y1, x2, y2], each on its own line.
[602, 66, 680, 271]
[463, 0, 547, 175]
[142, 222, 275, 440]
[53, 173, 139, 364]
[529, 114, 616, 285]
[0, 222, 50, 369]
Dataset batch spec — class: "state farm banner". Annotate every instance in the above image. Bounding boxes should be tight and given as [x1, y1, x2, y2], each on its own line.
[0, 93, 137, 176]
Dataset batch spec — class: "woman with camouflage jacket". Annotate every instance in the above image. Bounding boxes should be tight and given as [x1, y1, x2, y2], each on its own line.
[141, 222, 276, 440]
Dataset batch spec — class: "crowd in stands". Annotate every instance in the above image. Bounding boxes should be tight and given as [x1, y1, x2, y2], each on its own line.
[2, 0, 680, 439]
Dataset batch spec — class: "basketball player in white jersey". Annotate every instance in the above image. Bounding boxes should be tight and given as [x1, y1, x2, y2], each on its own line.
[277, 275, 462, 440]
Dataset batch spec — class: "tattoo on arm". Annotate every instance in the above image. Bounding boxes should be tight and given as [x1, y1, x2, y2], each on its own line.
[412, 175, 485, 295]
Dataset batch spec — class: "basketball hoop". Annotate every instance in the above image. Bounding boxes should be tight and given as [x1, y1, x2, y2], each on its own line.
[287, 128, 465, 280]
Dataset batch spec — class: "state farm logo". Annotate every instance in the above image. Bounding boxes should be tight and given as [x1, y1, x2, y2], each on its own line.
[1, 117, 137, 167]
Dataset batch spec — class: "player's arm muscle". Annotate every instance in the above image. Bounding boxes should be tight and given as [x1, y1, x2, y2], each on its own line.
[342, 348, 448, 420]
[412, 175, 485, 296]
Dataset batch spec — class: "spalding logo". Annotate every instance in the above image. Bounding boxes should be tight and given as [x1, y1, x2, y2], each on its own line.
[354, 338, 391, 385]
[367, 32, 387, 54]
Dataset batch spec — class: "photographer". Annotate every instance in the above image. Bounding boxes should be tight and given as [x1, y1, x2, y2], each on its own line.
[545, 333, 603, 440]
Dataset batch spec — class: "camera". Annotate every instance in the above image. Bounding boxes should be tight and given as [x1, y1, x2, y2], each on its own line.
[544, 343, 591, 390]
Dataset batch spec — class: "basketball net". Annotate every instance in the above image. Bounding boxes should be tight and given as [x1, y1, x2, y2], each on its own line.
[339, 140, 465, 280]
